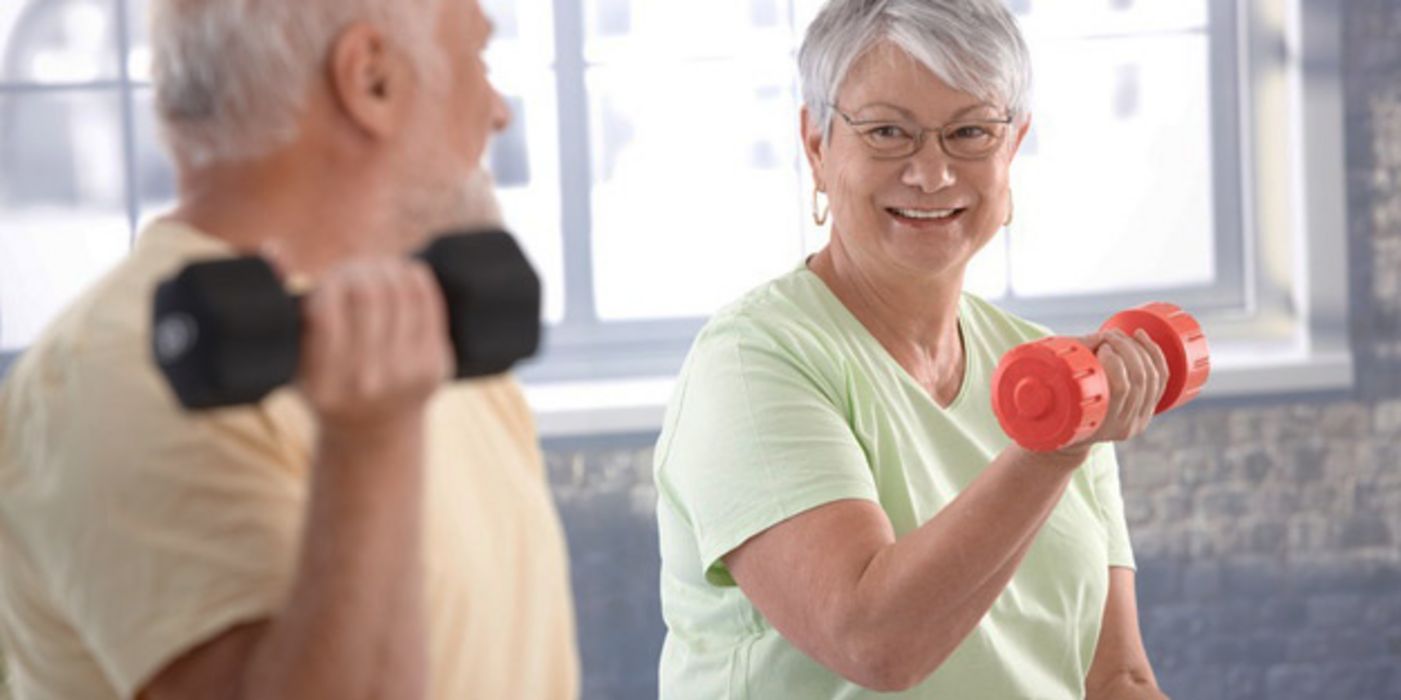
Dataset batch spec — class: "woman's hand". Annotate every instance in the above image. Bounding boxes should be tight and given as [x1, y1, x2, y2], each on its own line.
[1052, 329, 1170, 461]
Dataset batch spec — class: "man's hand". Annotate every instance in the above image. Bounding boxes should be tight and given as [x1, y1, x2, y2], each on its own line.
[299, 258, 454, 434]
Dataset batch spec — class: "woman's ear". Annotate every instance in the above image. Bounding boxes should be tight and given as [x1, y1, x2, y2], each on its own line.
[800, 106, 828, 191]
[327, 22, 410, 140]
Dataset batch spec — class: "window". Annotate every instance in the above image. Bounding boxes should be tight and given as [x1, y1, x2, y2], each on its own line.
[504, 0, 1351, 431]
[0, 1, 1353, 434]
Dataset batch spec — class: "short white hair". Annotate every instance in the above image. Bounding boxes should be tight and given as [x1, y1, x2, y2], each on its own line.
[151, 0, 443, 167]
[799, 0, 1032, 138]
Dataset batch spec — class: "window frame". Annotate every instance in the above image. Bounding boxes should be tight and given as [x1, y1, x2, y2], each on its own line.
[519, 0, 1353, 434]
[0, 0, 1355, 436]
[0, 0, 146, 351]
[517, 0, 1255, 383]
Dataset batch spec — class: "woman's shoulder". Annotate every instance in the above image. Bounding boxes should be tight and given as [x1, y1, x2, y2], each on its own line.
[959, 291, 1054, 350]
[696, 266, 847, 348]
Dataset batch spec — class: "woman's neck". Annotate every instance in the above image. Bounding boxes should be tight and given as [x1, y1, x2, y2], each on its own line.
[808, 240, 967, 406]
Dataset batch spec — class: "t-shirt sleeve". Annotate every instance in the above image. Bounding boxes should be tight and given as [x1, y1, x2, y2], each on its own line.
[38, 368, 303, 699]
[1089, 444, 1136, 570]
[654, 315, 879, 587]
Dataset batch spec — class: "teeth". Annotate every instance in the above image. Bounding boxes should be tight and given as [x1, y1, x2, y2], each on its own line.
[894, 208, 958, 220]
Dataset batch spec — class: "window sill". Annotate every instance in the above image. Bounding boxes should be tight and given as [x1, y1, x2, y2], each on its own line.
[523, 343, 1355, 439]
[0, 344, 1356, 441]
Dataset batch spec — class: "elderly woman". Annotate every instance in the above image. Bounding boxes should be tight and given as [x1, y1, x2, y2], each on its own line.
[654, 1, 1172, 698]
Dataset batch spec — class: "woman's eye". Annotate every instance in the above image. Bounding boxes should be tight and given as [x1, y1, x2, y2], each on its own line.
[951, 125, 991, 139]
[868, 125, 910, 140]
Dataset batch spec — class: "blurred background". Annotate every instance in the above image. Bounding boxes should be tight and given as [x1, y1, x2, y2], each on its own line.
[0, 0, 1397, 698]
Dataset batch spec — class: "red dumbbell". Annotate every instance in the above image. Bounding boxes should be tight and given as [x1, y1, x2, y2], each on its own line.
[991, 303, 1211, 452]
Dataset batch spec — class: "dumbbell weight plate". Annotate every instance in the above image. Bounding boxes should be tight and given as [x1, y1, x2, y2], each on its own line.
[1100, 302, 1210, 414]
[991, 337, 1110, 452]
[421, 231, 541, 379]
[152, 257, 300, 409]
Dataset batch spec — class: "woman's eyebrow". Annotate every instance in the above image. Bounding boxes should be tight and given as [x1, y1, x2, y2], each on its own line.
[850, 101, 999, 122]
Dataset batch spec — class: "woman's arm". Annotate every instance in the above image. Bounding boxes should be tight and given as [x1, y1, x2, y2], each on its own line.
[1085, 568, 1169, 700]
[725, 444, 1085, 692]
[725, 330, 1170, 692]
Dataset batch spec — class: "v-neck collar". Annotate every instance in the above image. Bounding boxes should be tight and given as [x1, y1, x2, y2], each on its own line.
[793, 264, 980, 413]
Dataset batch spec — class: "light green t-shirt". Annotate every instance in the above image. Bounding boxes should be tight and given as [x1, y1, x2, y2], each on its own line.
[654, 265, 1135, 700]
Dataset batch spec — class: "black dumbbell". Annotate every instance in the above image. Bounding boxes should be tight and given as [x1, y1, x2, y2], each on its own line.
[152, 229, 541, 410]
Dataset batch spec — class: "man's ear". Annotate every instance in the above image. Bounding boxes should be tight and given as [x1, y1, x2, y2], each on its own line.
[327, 22, 409, 139]
[801, 106, 828, 190]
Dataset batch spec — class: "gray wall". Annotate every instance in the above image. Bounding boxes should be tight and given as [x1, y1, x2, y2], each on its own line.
[544, 2, 1401, 698]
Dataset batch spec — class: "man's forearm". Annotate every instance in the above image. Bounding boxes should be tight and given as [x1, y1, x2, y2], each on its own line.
[240, 415, 429, 700]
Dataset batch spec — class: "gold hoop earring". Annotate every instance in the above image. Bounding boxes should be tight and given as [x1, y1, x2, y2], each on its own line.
[1004, 190, 1014, 228]
[813, 187, 830, 227]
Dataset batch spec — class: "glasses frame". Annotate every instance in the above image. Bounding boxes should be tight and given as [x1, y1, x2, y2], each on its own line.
[829, 103, 1016, 161]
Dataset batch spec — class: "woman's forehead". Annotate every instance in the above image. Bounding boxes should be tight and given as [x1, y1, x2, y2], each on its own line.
[839, 42, 999, 120]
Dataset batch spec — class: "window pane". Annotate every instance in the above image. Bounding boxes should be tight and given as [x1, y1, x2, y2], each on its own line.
[127, 0, 555, 82]
[1009, 33, 1214, 297]
[588, 60, 804, 320]
[1016, 0, 1207, 36]
[131, 88, 176, 227]
[0, 0, 119, 85]
[0, 91, 130, 350]
[482, 0, 555, 66]
[125, 0, 151, 82]
[584, 0, 795, 62]
[487, 70, 566, 325]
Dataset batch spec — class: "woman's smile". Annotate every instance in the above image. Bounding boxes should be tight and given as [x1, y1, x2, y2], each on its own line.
[886, 206, 968, 230]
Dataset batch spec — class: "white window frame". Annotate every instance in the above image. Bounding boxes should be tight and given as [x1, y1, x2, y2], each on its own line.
[0, 0, 1353, 438]
[523, 0, 1353, 437]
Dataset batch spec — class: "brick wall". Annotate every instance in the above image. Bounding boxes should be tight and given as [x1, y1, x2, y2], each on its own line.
[544, 2, 1401, 698]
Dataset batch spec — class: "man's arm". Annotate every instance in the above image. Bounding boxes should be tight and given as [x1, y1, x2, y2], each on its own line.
[140, 258, 448, 700]
[1086, 567, 1169, 700]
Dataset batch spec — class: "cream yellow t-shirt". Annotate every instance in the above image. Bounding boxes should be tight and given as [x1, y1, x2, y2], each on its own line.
[0, 221, 579, 699]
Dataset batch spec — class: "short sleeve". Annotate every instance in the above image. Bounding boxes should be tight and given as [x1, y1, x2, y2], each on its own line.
[1089, 444, 1136, 570]
[34, 366, 304, 698]
[654, 315, 879, 587]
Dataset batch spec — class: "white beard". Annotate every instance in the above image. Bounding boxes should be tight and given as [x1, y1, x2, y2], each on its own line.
[394, 163, 505, 249]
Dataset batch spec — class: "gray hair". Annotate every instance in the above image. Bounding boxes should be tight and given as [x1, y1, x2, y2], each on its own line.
[151, 0, 444, 167]
[799, 0, 1032, 138]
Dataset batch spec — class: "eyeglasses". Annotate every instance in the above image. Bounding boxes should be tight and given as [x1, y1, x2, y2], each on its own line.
[829, 104, 1015, 161]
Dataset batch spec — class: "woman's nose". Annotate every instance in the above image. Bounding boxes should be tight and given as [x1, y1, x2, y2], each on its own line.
[900, 145, 957, 193]
[902, 142, 958, 193]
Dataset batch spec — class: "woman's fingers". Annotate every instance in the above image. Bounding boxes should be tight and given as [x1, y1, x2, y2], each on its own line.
[1134, 329, 1170, 414]
[1100, 328, 1173, 438]
[1100, 332, 1141, 430]
[1096, 342, 1128, 436]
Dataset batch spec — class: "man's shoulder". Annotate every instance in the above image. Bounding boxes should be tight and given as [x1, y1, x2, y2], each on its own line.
[0, 220, 293, 481]
[6, 219, 237, 399]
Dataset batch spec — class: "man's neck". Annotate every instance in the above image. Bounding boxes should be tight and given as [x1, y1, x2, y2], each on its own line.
[170, 154, 390, 281]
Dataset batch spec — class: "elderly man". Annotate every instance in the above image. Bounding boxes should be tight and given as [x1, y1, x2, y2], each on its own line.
[0, 1, 578, 698]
